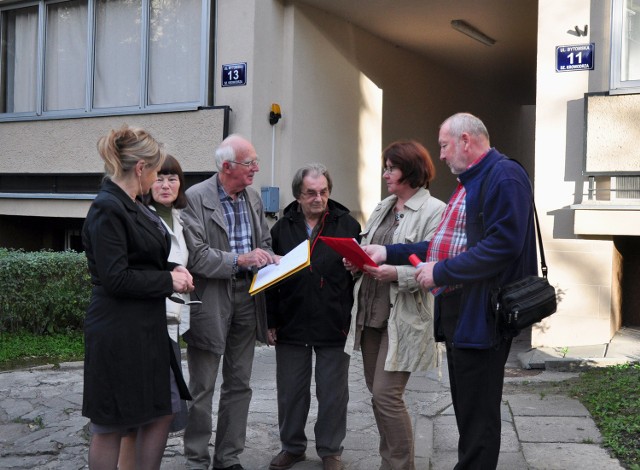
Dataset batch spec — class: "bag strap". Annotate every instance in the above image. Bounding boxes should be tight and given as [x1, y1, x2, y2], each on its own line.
[479, 158, 548, 279]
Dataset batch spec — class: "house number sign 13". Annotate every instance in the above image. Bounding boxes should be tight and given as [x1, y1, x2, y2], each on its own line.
[222, 63, 247, 87]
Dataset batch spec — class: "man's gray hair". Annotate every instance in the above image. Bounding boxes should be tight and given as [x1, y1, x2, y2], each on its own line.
[214, 134, 245, 171]
[442, 113, 490, 142]
[292, 163, 333, 199]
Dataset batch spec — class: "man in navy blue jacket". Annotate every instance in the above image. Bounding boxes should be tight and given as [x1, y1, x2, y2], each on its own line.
[364, 113, 537, 469]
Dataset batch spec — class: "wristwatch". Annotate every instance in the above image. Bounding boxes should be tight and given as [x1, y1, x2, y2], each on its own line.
[232, 254, 239, 274]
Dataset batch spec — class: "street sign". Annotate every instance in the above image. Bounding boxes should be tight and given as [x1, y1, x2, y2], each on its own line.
[222, 63, 247, 87]
[556, 44, 594, 72]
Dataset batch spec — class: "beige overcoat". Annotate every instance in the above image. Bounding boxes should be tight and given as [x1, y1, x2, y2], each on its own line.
[181, 175, 273, 354]
[345, 188, 445, 372]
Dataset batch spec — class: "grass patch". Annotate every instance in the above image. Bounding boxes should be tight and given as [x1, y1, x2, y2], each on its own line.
[569, 363, 640, 469]
[0, 331, 83, 368]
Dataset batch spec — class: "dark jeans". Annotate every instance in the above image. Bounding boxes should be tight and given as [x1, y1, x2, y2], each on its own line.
[439, 292, 512, 470]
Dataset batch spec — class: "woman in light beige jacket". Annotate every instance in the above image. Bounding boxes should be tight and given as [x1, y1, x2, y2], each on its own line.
[345, 140, 445, 470]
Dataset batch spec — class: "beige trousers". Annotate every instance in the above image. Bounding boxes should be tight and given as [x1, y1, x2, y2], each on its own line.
[361, 327, 415, 470]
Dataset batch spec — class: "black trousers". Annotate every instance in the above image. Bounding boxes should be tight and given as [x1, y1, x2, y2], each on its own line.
[275, 343, 349, 457]
[439, 292, 512, 470]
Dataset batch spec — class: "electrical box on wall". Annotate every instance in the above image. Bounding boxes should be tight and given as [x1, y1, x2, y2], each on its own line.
[261, 186, 279, 215]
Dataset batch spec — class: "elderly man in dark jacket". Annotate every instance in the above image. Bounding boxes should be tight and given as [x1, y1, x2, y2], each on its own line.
[266, 163, 361, 470]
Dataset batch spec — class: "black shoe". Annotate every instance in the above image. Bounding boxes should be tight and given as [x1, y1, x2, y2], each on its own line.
[213, 465, 244, 470]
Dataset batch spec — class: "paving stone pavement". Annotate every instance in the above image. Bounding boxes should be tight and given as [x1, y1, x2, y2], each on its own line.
[0, 335, 628, 470]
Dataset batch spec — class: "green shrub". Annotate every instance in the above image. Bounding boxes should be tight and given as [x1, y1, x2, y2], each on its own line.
[0, 249, 90, 334]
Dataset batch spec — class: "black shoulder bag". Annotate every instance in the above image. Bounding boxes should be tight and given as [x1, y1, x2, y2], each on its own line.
[481, 159, 558, 332]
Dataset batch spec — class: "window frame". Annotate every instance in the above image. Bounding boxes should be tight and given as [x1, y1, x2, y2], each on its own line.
[610, 0, 640, 94]
[0, 0, 212, 122]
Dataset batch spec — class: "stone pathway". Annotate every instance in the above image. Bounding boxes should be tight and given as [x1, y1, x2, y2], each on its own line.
[0, 344, 626, 469]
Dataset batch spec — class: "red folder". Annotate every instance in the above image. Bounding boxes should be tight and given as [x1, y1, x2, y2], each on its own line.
[318, 236, 378, 269]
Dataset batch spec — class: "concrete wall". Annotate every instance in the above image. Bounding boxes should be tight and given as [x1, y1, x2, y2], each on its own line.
[533, 0, 616, 347]
[0, 108, 227, 219]
[585, 94, 640, 173]
[214, 0, 285, 164]
[0, 108, 227, 174]
[283, 4, 382, 223]
[236, 1, 529, 225]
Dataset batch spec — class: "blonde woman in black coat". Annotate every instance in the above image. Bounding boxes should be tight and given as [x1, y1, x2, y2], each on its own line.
[81, 126, 194, 470]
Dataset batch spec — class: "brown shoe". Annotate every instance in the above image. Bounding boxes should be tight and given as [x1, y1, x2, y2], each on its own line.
[322, 455, 344, 470]
[269, 450, 306, 470]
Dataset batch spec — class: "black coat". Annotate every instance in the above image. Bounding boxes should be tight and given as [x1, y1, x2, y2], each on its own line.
[81, 179, 190, 425]
[266, 199, 361, 347]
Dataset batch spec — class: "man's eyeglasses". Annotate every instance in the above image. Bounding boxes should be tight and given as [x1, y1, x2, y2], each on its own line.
[169, 291, 202, 305]
[230, 158, 260, 168]
[382, 166, 398, 175]
[302, 189, 329, 199]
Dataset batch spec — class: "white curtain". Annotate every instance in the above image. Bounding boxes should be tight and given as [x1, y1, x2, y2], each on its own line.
[623, 0, 640, 81]
[45, 0, 88, 111]
[4, 0, 203, 113]
[93, 0, 141, 108]
[148, 0, 202, 104]
[6, 6, 38, 113]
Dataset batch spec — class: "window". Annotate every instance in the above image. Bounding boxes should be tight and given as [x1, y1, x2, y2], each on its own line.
[0, 0, 211, 120]
[611, 0, 640, 93]
[65, 229, 83, 252]
[46, 1, 88, 112]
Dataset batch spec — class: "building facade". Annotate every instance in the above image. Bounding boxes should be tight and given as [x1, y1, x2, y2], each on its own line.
[1, 0, 638, 348]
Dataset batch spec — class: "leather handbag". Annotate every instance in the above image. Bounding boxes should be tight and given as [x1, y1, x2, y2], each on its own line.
[483, 159, 558, 332]
[492, 273, 557, 332]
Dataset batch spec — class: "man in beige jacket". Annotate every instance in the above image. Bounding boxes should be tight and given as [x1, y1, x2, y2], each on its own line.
[181, 134, 275, 470]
